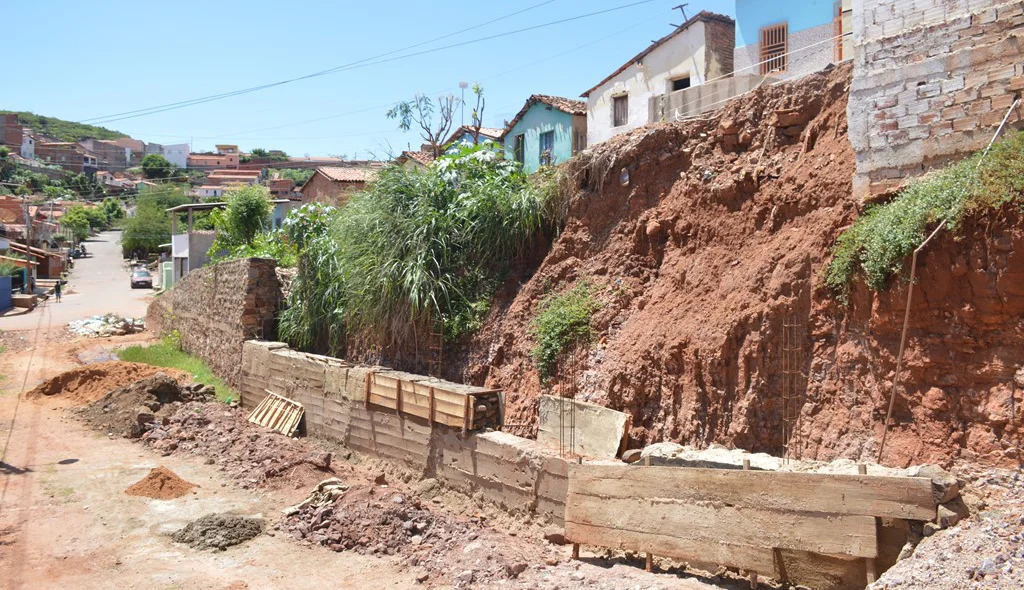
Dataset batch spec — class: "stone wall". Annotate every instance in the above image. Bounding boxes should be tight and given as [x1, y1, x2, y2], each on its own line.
[849, 0, 1024, 199]
[238, 341, 570, 524]
[148, 258, 281, 388]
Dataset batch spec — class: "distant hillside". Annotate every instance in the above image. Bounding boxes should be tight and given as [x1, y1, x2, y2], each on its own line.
[1, 111, 127, 142]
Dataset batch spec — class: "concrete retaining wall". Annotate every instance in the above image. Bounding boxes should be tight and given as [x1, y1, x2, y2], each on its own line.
[239, 340, 569, 523]
[148, 258, 282, 388]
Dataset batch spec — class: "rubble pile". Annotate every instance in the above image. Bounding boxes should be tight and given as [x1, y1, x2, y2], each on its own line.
[27, 361, 189, 404]
[77, 374, 212, 438]
[136, 401, 333, 489]
[279, 477, 541, 587]
[171, 513, 264, 551]
[68, 313, 145, 337]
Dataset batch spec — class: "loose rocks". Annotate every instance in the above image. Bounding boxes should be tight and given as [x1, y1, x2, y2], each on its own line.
[171, 514, 264, 551]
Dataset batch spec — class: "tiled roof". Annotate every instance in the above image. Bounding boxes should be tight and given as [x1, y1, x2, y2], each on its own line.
[580, 11, 734, 97]
[443, 125, 507, 146]
[396, 150, 436, 167]
[316, 166, 380, 183]
[505, 95, 587, 134]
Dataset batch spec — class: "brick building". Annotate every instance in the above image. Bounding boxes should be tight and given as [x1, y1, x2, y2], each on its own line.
[267, 177, 296, 199]
[299, 165, 382, 206]
[187, 153, 239, 170]
[36, 142, 99, 175]
[848, 0, 1024, 199]
[79, 138, 131, 172]
[0, 114, 23, 151]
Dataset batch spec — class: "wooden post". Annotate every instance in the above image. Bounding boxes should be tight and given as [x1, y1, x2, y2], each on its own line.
[462, 394, 471, 435]
[744, 459, 755, 586]
[572, 543, 580, 560]
[645, 552, 653, 572]
[859, 464, 879, 585]
[428, 386, 436, 429]
[395, 380, 403, 416]
[743, 459, 751, 471]
[364, 372, 371, 409]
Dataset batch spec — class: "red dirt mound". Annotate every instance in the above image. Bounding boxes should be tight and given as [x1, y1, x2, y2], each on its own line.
[458, 62, 1023, 469]
[26, 361, 189, 404]
[125, 466, 196, 500]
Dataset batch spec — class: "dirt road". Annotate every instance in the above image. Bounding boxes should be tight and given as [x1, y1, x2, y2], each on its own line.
[1, 230, 151, 332]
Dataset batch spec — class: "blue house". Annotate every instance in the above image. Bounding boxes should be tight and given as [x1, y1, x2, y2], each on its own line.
[502, 95, 587, 174]
[734, 0, 852, 80]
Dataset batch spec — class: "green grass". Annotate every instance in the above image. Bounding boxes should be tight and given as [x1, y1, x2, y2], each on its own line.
[826, 130, 1024, 298]
[530, 281, 598, 384]
[3, 110, 126, 142]
[117, 342, 235, 402]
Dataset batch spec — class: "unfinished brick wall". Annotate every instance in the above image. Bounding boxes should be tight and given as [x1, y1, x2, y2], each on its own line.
[849, 0, 1024, 199]
[703, 15, 736, 80]
[147, 258, 281, 387]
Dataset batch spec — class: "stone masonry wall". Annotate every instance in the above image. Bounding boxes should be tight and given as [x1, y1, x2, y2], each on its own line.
[849, 0, 1024, 199]
[147, 258, 281, 388]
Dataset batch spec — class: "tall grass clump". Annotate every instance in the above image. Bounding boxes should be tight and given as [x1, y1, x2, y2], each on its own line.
[279, 144, 564, 356]
[826, 130, 1024, 297]
[530, 282, 598, 384]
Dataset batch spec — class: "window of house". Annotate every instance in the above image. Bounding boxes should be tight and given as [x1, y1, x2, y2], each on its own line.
[572, 131, 586, 154]
[671, 76, 691, 92]
[760, 23, 788, 75]
[539, 131, 555, 166]
[612, 95, 628, 127]
[513, 134, 525, 164]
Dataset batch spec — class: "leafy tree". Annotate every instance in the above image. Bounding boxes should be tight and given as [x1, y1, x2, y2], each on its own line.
[210, 184, 272, 249]
[1, 111, 126, 142]
[267, 168, 314, 185]
[141, 154, 173, 179]
[249, 148, 269, 158]
[387, 94, 458, 158]
[100, 198, 125, 222]
[121, 201, 172, 258]
[61, 206, 92, 241]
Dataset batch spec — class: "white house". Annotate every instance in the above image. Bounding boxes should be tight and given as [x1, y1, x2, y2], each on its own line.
[581, 11, 736, 146]
[20, 132, 34, 160]
[195, 185, 225, 199]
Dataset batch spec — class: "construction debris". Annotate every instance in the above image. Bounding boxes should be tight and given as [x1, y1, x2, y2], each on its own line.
[248, 391, 304, 436]
[125, 466, 196, 500]
[282, 478, 348, 516]
[171, 513, 264, 551]
[68, 313, 145, 337]
[77, 373, 208, 439]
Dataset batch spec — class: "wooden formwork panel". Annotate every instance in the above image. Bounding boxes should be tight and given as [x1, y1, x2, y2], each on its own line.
[365, 371, 502, 431]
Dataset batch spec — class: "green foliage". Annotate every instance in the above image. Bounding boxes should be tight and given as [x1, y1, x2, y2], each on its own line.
[529, 282, 598, 383]
[209, 184, 272, 250]
[0, 260, 23, 277]
[267, 168, 314, 185]
[100, 198, 125, 222]
[141, 154, 174, 179]
[117, 341, 234, 402]
[280, 144, 558, 355]
[121, 185, 191, 257]
[213, 230, 298, 268]
[826, 130, 1024, 296]
[2, 111, 126, 142]
[60, 205, 93, 240]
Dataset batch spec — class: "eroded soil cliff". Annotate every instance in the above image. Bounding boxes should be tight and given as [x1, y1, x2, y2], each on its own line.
[458, 63, 1022, 469]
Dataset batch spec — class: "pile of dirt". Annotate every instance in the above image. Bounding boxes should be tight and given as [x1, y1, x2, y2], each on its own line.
[77, 373, 213, 438]
[452, 62, 1021, 469]
[26, 361, 189, 404]
[125, 466, 196, 500]
[171, 513, 263, 551]
[138, 401, 332, 488]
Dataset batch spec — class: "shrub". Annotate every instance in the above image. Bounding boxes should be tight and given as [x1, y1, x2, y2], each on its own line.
[826, 130, 1024, 297]
[530, 282, 598, 384]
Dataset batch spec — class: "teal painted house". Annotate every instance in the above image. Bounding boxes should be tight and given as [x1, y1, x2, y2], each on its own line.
[503, 95, 587, 174]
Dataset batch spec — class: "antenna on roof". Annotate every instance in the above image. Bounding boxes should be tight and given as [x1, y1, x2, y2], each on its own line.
[673, 3, 689, 20]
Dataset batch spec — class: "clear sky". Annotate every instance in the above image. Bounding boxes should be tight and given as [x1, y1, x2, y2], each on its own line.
[3, 0, 736, 159]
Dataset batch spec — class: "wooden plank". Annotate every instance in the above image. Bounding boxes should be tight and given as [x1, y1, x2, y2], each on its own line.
[566, 522, 777, 574]
[566, 494, 878, 558]
[569, 464, 935, 520]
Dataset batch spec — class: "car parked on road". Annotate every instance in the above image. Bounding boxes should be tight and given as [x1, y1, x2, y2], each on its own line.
[130, 269, 153, 289]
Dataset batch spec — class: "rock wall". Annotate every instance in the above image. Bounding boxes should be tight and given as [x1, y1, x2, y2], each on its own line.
[148, 258, 281, 388]
[849, 0, 1024, 199]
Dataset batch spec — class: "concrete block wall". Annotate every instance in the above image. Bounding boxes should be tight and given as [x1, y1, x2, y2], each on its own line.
[239, 341, 570, 524]
[849, 0, 1024, 198]
[148, 258, 282, 387]
[734, 22, 837, 80]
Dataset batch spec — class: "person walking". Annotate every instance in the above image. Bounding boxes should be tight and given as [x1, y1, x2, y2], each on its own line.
[54, 279, 62, 303]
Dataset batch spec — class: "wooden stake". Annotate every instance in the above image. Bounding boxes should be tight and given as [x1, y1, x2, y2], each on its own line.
[364, 372, 371, 409]
[749, 571, 758, 589]
[395, 380, 403, 416]
[743, 459, 751, 471]
[860, 464, 879, 585]
[645, 553, 653, 572]
[572, 543, 580, 560]
[428, 386, 436, 429]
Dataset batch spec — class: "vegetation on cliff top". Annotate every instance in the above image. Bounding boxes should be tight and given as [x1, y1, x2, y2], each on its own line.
[279, 144, 563, 357]
[2, 111, 126, 142]
[530, 282, 598, 384]
[826, 130, 1024, 296]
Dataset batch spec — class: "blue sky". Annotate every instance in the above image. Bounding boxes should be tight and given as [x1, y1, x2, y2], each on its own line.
[3, 0, 736, 159]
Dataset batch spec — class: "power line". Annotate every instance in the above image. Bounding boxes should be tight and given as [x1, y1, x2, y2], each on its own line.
[78, 1, 557, 125]
[82, 0, 655, 126]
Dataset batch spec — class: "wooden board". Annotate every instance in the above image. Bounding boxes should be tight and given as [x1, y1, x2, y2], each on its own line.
[569, 464, 935, 520]
[247, 391, 304, 436]
[565, 493, 878, 558]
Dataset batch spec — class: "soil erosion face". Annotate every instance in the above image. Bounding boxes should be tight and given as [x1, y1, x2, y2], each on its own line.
[460, 63, 1022, 468]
